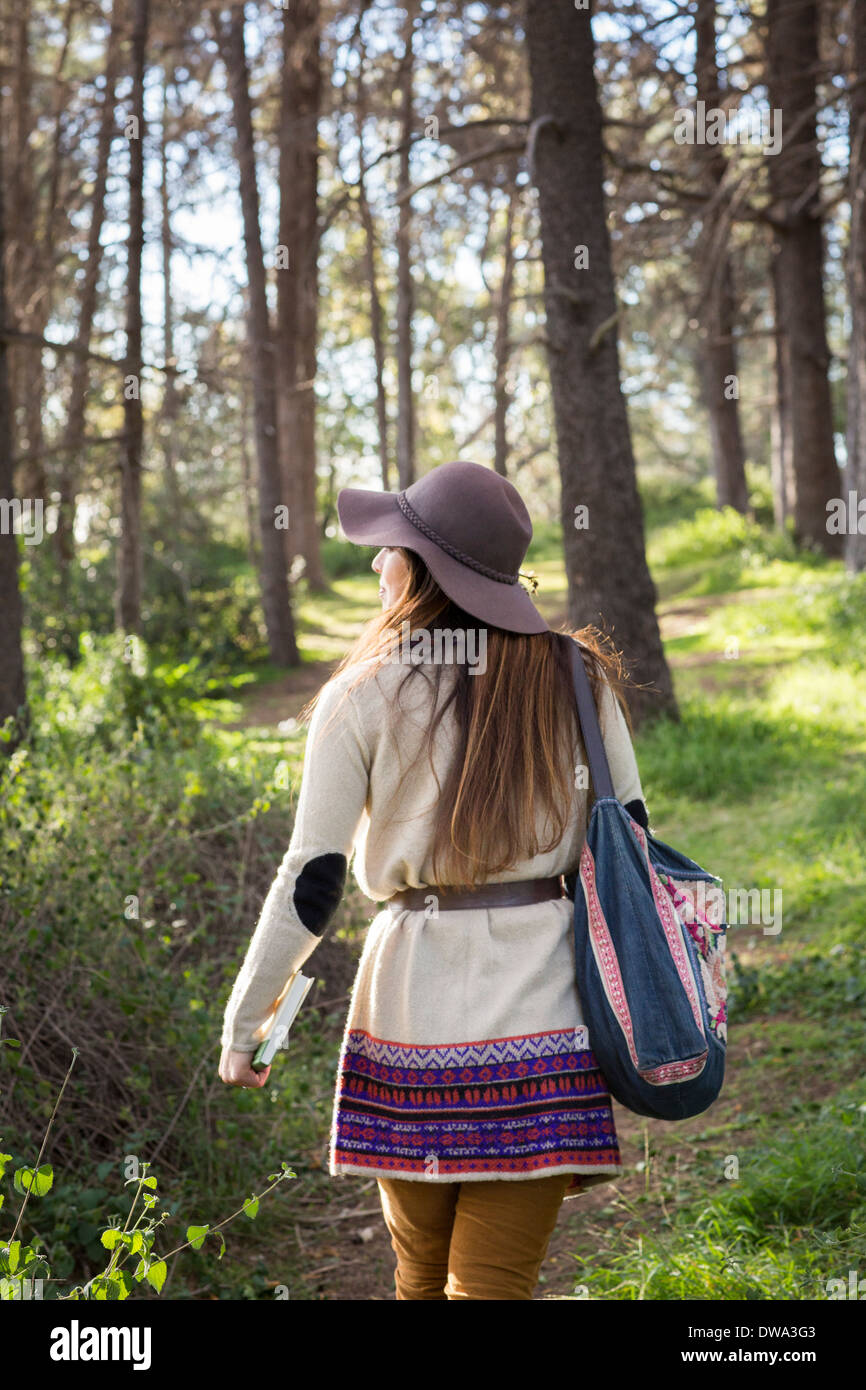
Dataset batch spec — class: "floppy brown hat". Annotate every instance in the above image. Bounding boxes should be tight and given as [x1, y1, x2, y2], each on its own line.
[336, 460, 549, 635]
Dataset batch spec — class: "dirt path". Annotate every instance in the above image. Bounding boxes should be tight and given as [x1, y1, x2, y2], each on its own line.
[219, 658, 342, 731]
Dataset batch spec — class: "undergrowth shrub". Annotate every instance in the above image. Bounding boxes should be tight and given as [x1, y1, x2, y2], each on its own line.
[0, 640, 357, 1296]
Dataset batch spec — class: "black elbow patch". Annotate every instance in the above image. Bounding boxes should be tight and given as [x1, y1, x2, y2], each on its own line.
[624, 798, 649, 831]
[293, 852, 348, 935]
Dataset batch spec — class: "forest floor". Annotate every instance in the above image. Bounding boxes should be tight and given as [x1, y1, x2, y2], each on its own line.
[214, 578, 863, 1300]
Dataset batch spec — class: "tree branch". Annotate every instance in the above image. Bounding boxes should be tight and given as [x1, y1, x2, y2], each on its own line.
[393, 138, 526, 205]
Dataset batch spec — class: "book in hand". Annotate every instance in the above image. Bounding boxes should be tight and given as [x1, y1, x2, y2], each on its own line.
[250, 970, 315, 1073]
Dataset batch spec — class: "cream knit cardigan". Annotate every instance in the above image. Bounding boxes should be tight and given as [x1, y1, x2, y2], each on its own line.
[221, 650, 644, 1054]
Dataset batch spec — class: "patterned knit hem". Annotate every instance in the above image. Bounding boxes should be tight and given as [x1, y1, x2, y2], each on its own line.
[329, 1025, 622, 1194]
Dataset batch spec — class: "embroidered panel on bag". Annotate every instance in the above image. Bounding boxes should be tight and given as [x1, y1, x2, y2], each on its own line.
[631, 823, 707, 1038]
[579, 841, 640, 1068]
[657, 873, 728, 1045]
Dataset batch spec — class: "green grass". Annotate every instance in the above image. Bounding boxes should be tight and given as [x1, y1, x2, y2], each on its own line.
[563, 1086, 866, 1301]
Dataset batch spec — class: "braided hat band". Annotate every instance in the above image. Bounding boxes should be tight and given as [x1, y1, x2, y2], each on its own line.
[396, 490, 538, 593]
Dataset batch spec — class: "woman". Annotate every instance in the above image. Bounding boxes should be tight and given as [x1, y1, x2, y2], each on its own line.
[218, 460, 650, 1300]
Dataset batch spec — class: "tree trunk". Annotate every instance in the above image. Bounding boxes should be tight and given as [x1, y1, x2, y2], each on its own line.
[160, 69, 182, 517]
[219, 3, 299, 666]
[25, 0, 75, 519]
[694, 0, 749, 514]
[277, 0, 325, 591]
[355, 0, 390, 490]
[770, 269, 795, 530]
[359, 184, 391, 491]
[0, 112, 29, 750]
[276, 16, 298, 570]
[845, 0, 866, 572]
[766, 0, 842, 555]
[240, 376, 260, 576]
[525, 0, 677, 726]
[57, 0, 120, 579]
[8, 5, 45, 503]
[395, 0, 416, 489]
[116, 0, 148, 636]
[493, 189, 517, 478]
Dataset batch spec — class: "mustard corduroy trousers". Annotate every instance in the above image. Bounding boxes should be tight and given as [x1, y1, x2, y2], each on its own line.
[376, 1172, 572, 1300]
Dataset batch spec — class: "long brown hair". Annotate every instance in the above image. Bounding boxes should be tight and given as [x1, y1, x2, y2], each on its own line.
[300, 547, 637, 889]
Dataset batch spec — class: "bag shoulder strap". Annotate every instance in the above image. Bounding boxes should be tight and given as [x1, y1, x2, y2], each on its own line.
[567, 638, 615, 801]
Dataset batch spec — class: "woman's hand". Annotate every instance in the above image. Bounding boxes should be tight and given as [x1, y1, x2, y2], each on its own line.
[218, 1044, 271, 1088]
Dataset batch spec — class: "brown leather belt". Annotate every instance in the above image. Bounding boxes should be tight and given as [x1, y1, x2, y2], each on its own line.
[389, 876, 566, 912]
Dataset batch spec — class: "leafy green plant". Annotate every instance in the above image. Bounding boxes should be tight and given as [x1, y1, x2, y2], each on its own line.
[649, 505, 801, 572]
[0, 1041, 296, 1301]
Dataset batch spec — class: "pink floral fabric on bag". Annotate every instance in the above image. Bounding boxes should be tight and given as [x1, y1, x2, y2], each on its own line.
[656, 872, 728, 1045]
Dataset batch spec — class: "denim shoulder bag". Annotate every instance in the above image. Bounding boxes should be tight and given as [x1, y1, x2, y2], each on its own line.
[566, 640, 729, 1121]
